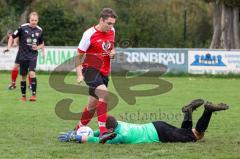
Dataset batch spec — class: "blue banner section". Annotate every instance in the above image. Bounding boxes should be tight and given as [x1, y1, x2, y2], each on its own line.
[188, 49, 240, 74]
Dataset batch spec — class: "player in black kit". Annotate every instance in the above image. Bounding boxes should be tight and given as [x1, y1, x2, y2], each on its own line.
[6, 12, 44, 102]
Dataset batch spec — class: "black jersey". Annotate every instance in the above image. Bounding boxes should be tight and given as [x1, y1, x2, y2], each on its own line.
[12, 23, 44, 60]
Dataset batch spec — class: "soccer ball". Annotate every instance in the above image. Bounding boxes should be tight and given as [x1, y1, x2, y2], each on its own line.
[76, 126, 94, 136]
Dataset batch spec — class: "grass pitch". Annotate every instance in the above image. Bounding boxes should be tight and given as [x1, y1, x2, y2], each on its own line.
[0, 72, 240, 159]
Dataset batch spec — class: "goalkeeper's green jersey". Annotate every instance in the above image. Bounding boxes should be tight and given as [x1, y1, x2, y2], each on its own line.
[88, 121, 160, 144]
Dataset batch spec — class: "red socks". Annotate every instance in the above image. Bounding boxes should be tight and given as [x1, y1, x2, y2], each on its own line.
[80, 107, 95, 125]
[96, 101, 107, 135]
[11, 68, 18, 85]
[76, 101, 108, 135]
[11, 68, 32, 86]
[28, 75, 32, 86]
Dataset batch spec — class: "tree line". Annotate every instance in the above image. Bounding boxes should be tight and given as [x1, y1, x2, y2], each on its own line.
[0, 0, 239, 49]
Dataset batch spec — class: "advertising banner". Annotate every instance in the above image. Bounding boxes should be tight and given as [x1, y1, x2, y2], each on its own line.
[37, 47, 77, 71]
[0, 47, 77, 71]
[0, 47, 188, 73]
[112, 48, 188, 73]
[0, 47, 18, 70]
[188, 50, 240, 74]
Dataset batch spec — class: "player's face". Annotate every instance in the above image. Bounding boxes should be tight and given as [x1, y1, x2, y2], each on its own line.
[101, 17, 116, 32]
[29, 15, 39, 28]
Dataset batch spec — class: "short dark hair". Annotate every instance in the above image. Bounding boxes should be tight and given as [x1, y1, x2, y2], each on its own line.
[106, 115, 118, 129]
[99, 8, 118, 19]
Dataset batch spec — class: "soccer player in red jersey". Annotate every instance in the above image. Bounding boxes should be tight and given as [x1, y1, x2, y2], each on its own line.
[75, 8, 117, 135]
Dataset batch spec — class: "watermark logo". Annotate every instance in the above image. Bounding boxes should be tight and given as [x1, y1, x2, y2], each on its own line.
[118, 109, 183, 122]
[49, 51, 173, 120]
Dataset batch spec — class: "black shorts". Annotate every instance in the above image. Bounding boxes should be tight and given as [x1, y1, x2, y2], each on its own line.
[19, 59, 37, 76]
[15, 53, 20, 64]
[82, 67, 109, 98]
[152, 121, 196, 143]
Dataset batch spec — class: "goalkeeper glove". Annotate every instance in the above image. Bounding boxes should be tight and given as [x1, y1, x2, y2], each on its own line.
[58, 131, 81, 142]
[99, 132, 117, 144]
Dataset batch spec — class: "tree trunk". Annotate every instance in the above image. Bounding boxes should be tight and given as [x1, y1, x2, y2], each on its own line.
[210, 2, 222, 49]
[0, 0, 7, 6]
[210, 2, 240, 49]
[221, 4, 234, 49]
[233, 7, 240, 49]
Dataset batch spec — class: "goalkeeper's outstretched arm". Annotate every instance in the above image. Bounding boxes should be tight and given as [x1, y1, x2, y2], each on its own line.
[81, 134, 121, 144]
[58, 131, 119, 144]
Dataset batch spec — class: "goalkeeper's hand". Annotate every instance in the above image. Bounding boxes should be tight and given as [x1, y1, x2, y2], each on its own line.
[99, 132, 117, 144]
[58, 131, 78, 142]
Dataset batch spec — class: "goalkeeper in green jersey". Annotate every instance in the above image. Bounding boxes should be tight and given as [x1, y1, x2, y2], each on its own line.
[58, 99, 229, 144]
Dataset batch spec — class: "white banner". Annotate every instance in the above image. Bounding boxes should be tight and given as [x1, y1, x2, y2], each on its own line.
[0, 47, 77, 71]
[37, 47, 77, 71]
[0, 47, 18, 70]
[1, 47, 240, 74]
[188, 50, 240, 74]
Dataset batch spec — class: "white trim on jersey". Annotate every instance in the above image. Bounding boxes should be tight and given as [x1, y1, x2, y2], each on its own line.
[20, 23, 42, 31]
[36, 25, 43, 31]
[13, 30, 18, 36]
[78, 27, 97, 52]
[21, 23, 30, 27]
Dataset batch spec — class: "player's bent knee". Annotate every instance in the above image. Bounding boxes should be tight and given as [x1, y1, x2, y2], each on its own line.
[96, 93, 108, 101]
[192, 129, 204, 140]
[29, 71, 36, 78]
[95, 87, 108, 100]
[88, 102, 97, 108]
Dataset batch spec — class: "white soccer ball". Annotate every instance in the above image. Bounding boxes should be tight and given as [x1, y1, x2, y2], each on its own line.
[76, 126, 94, 136]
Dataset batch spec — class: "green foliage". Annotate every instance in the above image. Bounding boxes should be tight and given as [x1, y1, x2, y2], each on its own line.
[0, 0, 213, 48]
[32, 0, 85, 46]
[5, 0, 33, 15]
[0, 4, 18, 38]
[113, 0, 212, 48]
[184, 0, 213, 48]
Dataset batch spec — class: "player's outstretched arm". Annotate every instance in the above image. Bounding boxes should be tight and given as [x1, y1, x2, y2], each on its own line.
[12, 37, 18, 47]
[75, 54, 85, 84]
[3, 35, 13, 54]
[58, 130, 100, 143]
[39, 42, 46, 57]
[58, 131, 78, 142]
[32, 42, 44, 51]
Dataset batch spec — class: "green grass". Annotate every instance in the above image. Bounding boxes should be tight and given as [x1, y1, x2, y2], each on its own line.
[0, 72, 240, 159]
